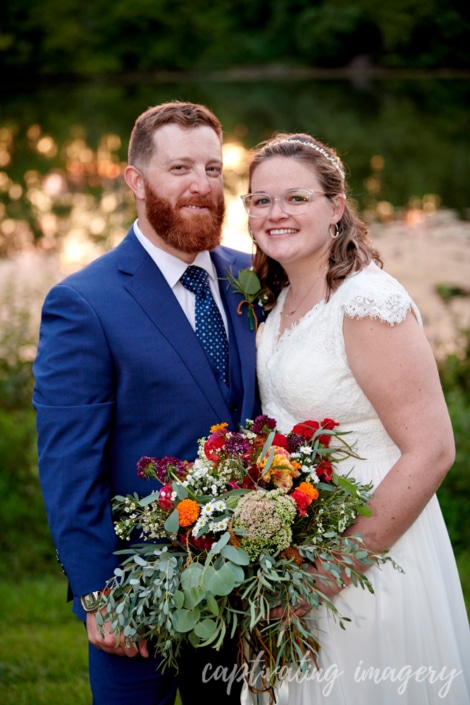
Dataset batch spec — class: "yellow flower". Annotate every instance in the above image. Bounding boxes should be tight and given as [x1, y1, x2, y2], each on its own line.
[261, 448, 299, 491]
[176, 499, 200, 527]
[297, 481, 319, 503]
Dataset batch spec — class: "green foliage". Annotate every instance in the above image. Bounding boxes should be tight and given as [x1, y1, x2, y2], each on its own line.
[437, 329, 470, 554]
[0, 280, 57, 580]
[1, 0, 469, 77]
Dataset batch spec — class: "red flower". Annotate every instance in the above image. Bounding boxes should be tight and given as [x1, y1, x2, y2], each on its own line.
[291, 418, 339, 447]
[158, 483, 175, 511]
[180, 530, 214, 552]
[242, 464, 264, 489]
[291, 420, 320, 440]
[290, 489, 311, 517]
[316, 459, 333, 482]
[317, 418, 340, 447]
[204, 433, 227, 462]
[272, 433, 289, 449]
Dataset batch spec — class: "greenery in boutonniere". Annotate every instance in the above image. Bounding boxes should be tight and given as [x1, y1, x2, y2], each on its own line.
[223, 268, 267, 331]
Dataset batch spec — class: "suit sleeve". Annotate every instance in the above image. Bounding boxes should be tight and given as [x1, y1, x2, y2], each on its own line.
[33, 283, 120, 599]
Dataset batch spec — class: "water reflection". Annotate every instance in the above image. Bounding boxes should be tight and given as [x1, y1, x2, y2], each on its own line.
[0, 77, 468, 287]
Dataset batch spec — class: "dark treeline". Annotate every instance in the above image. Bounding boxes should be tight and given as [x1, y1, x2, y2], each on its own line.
[2, 0, 469, 80]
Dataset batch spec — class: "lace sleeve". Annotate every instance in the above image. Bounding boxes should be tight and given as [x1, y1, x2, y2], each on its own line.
[341, 266, 423, 327]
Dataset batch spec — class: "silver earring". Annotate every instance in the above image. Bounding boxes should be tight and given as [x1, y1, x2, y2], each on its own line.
[330, 223, 340, 239]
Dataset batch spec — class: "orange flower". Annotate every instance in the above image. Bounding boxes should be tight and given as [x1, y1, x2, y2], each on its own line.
[297, 481, 319, 503]
[176, 499, 200, 527]
[209, 422, 229, 433]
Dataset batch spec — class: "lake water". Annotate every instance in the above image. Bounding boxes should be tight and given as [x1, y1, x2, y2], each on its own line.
[0, 75, 469, 354]
[1, 75, 468, 255]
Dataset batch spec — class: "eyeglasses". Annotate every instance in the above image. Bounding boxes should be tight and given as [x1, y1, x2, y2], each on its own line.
[240, 189, 326, 218]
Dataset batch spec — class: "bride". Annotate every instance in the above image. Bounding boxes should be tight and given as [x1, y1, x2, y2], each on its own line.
[241, 132, 470, 703]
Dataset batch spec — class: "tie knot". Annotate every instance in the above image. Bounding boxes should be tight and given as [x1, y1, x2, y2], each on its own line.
[180, 265, 210, 295]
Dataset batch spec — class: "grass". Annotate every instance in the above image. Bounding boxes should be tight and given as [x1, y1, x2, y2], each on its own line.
[0, 577, 184, 705]
[0, 564, 468, 705]
[0, 578, 90, 705]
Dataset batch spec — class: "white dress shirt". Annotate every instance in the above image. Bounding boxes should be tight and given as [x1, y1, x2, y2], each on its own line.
[133, 219, 229, 335]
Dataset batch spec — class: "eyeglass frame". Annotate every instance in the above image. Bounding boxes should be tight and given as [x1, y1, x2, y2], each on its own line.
[240, 188, 327, 218]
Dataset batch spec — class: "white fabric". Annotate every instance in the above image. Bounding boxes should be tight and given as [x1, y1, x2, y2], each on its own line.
[252, 262, 470, 704]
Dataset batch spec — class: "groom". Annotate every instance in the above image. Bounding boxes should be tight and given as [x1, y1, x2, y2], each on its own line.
[33, 101, 259, 705]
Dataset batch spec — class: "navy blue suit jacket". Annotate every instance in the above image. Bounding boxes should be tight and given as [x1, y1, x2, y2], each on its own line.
[33, 228, 260, 618]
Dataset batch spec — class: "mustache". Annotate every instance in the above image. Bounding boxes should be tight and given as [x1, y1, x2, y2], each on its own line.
[177, 195, 222, 210]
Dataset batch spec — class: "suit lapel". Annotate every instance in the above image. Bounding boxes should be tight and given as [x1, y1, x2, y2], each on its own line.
[116, 232, 230, 422]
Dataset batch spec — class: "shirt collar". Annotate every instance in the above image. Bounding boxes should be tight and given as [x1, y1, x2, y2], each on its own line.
[133, 219, 218, 289]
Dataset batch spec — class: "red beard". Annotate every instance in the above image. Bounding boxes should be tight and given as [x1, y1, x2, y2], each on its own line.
[144, 180, 225, 254]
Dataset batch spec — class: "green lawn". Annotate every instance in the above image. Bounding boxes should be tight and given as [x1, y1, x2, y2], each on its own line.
[0, 579, 90, 705]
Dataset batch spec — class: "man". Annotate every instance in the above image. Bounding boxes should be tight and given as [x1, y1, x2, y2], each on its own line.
[33, 101, 259, 705]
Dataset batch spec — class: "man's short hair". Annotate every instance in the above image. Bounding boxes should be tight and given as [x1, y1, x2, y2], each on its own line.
[128, 101, 223, 169]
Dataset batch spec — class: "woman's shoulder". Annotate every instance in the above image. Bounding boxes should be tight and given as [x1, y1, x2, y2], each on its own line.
[335, 261, 422, 326]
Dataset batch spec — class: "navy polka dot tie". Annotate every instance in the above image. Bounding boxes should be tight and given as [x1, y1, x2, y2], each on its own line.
[180, 265, 229, 384]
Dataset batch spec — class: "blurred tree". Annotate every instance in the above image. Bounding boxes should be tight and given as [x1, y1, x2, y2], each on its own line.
[1, 0, 469, 78]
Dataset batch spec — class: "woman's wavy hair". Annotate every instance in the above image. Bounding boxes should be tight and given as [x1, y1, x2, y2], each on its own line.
[249, 133, 382, 309]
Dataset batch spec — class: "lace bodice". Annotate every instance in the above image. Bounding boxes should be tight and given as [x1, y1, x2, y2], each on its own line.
[257, 263, 422, 463]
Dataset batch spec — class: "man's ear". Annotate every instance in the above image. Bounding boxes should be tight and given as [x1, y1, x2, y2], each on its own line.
[124, 165, 146, 201]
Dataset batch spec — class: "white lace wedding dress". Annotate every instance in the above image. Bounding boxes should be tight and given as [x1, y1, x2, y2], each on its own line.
[253, 263, 470, 704]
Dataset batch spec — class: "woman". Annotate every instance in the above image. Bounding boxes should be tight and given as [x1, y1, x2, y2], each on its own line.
[242, 133, 470, 703]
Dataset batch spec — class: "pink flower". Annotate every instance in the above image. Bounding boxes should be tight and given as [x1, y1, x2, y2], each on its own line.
[158, 483, 174, 511]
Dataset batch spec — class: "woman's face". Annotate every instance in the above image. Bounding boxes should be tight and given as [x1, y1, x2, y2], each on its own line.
[248, 156, 344, 271]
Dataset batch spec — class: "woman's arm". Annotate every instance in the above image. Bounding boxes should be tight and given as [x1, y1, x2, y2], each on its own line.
[342, 310, 455, 553]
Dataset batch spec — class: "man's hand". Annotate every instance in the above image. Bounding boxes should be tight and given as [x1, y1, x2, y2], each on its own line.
[86, 611, 149, 658]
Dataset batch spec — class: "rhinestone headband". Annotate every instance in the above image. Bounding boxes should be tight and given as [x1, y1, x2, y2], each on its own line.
[269, 138, 345, 179]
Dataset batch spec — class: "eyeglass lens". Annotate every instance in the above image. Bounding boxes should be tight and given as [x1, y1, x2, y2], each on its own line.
[244, 189, 322, 217]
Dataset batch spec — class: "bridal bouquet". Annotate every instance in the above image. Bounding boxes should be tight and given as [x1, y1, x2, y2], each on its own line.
[99, 415, 393, 692]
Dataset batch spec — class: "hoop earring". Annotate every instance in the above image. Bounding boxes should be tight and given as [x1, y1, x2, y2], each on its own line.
[330, 223, 340, 239]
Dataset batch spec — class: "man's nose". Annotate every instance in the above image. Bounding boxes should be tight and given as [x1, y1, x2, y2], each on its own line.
[188, 167, 212, 195]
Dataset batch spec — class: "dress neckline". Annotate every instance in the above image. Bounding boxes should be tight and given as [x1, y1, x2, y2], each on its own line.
[276, 287, 326, 343]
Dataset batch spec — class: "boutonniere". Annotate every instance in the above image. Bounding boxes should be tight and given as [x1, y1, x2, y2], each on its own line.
[223, 268, 266, 331]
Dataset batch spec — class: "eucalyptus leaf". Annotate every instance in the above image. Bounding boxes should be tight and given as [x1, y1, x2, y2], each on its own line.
[209, 531, 230, 556]
[164, 508, 179, 533]
[194, 618, 218, 639]
[173, 482, 189, 500]
[139, 490, 161, 507]
[205, 594, 220, 616]
[172, 608, 201, 633]
[181, 563, 204, 590]
[224, 561, 245, 584]
[221, 544, 250, 565]
[184, 585, 207, 609]
[238, 269, 262, 296]
[206, 564, 236, 596]
[174, 590, 185, 609]
[260, 431, 275, 460]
